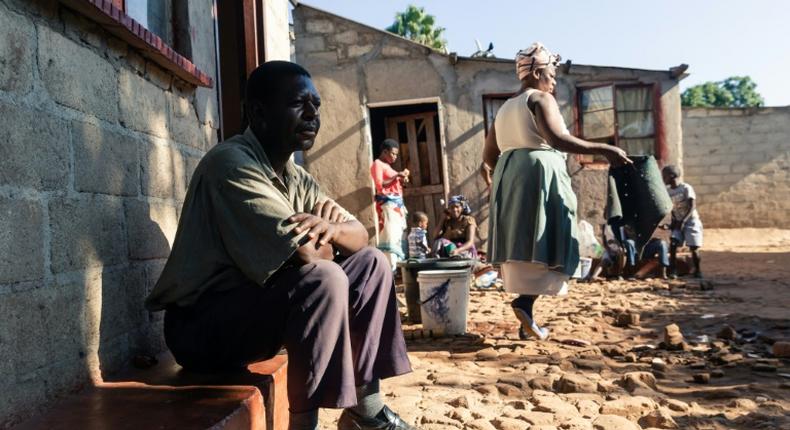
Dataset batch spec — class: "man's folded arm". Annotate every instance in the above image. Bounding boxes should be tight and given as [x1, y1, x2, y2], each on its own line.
[209, 167, 306, 285]
[309, 187, 368, 256]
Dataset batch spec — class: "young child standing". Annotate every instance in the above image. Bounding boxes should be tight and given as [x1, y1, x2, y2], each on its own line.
[407, 211, 430, 259]
[662, 165, 703, 278]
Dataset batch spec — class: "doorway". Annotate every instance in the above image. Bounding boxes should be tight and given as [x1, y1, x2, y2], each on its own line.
[368, 101, 448, 231]
[215, 0, 267, 141]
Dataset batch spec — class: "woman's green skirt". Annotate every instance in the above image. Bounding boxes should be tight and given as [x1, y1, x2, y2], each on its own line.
[487, 148, 579, 277]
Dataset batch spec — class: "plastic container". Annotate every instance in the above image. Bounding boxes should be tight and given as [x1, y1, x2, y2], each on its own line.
[474, 270, 498, 289]
[417, 269, 471, 336]
[398, 258, 475, 323]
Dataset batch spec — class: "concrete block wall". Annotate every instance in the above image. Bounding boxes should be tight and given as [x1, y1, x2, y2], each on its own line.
[682, 107, 790, 227]
[0, 0, 219, 426]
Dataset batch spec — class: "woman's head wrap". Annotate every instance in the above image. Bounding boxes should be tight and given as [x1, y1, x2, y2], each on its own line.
[516, 42, 561, 81]
[448, 195, 471, 215]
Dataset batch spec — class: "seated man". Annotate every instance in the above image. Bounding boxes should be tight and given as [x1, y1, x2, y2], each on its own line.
[145, 62, 416, 430]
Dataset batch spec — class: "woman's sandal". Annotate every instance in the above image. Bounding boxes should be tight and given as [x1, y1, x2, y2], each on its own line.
[512, 306, 550, 340]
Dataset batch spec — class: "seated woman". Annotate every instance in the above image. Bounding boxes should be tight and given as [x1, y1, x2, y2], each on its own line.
[432, 195, 478, 259]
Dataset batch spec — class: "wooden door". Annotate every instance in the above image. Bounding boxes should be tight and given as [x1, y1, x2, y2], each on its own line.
[385, 112, 447, 230]
[216, 0, 266, 140]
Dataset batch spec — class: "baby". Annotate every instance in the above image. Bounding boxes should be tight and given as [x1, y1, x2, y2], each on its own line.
[407, 211, 430, 259]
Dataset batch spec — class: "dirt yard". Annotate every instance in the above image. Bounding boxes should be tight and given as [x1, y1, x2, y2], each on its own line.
[319, 229, 790, 429]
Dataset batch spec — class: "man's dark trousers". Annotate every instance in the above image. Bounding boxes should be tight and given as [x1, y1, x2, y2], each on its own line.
[164, 247, 412, 412]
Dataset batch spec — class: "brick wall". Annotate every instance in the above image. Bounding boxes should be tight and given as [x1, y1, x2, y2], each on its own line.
[0, 0, 219, 426]
[682, 107, 790, 227]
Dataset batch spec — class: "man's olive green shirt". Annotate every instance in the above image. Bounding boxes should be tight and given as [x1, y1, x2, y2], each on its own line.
[145, 128, 353, 311]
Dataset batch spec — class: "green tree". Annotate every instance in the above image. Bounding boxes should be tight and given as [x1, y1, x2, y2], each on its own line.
[681, 76, 764, 108]
[386, 5, 447, 52]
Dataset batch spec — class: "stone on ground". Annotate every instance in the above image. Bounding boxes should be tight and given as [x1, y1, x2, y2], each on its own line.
[663, 324, 685, 350]
[599, 396, 657, 421]
[593, 414, 642, 430]
[772, 341, 790, 357]
[660, 398, 689, 413]
[560, 416, 595, 430]
[468, 418, 498, 430]
[491, 417, 529, 430]
[620, 372, 658, 392]
[556, 373, 599, 394]
[637, 408, 678, 429]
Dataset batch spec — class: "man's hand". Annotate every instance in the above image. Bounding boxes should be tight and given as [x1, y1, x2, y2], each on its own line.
[292, 236, 334, 265]
[311, 199, 345, 223]
[289, 213, 339, 246]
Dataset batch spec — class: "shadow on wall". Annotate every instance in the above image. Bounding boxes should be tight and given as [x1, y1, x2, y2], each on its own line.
[96, 216, 170, 382]
[446, 121, 485, 152]
[66, 122, 179, 383]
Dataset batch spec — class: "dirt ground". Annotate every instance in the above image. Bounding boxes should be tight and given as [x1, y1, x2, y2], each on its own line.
[319, 228, 790, 429]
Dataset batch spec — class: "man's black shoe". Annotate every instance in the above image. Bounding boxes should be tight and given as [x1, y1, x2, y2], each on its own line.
[337, 405, 419, 430]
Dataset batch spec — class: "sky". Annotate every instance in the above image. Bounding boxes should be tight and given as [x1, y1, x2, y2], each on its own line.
[298, 0, 790, 106]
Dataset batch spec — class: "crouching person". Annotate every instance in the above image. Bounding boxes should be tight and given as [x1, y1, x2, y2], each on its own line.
[145, 61, 417, 430]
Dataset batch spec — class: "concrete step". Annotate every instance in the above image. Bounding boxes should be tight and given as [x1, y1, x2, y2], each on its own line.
[14, 353, 289, 430]
[13, 383, 264, 430]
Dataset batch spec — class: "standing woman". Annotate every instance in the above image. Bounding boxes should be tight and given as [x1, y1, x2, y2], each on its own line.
[371, 139, 410, 271]
[484, 43, 631, 339]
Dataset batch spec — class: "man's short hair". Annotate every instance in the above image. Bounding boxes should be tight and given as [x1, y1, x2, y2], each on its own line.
[381, 139, 399, 152]
[662, 165, 680, 178]
[411, 211, 429, 224]
[245, 61, 311, 108]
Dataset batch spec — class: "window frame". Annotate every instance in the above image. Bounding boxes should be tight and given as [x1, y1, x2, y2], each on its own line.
[59, 0, 212, 87]
[575, 82, 665, 165]
[122, 0, 173, 48]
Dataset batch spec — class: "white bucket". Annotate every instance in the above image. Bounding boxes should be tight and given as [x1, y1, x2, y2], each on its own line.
[417, 269, 470, 336]
[574, 257, 593, 279]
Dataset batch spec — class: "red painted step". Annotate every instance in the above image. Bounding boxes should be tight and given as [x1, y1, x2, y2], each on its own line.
[14, 353, 289, 430]
[14, 383, 264, 430]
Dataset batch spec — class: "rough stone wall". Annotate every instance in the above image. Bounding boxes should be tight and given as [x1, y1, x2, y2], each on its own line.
[293, 4, 683, 245]
[682, 107, 790, 227]
[0, 0, 219, 426]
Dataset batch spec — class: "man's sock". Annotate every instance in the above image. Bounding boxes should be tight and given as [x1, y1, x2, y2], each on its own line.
[289, 410, 319, 430]
[348, 380, 384, 419]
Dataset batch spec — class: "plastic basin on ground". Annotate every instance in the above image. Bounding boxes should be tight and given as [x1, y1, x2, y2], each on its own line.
[397, 258, 474, 323]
